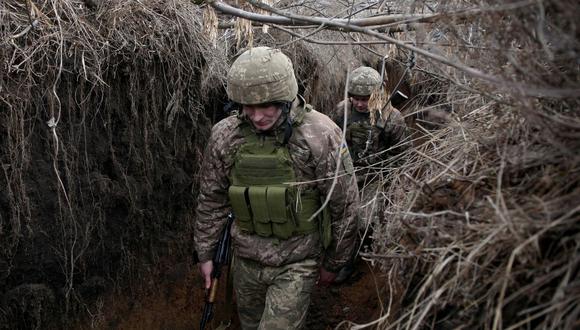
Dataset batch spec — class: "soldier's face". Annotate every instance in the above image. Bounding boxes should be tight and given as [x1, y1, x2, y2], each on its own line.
[243, 104, 283, 131]
[350, 95, 370, 113]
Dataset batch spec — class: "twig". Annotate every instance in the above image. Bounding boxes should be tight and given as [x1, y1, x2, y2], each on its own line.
[210, 0, 580, 98]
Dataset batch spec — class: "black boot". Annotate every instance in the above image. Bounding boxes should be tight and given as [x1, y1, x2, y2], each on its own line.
[334, 263, 355, 284]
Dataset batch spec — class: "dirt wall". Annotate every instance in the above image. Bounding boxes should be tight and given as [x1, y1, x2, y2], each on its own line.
[0, 1, 229, 327]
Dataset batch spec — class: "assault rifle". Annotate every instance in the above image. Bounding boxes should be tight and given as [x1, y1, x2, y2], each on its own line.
[200, 213, 234, 330]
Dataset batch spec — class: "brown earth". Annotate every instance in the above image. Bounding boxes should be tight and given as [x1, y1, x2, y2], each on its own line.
[89, 259, 384, 330]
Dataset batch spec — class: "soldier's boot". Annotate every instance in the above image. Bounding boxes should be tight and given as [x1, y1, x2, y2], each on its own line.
[333, 241, 360, 284]
[334, 263, 355, 284]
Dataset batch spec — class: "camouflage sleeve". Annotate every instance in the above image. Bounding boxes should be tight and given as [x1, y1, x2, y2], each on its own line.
[332, 100, 347, 131]
[314, 123, 360, 272]
[333, 114, 344, 130]
[194, 120, 233, 262]
[380, 109, 410, 156]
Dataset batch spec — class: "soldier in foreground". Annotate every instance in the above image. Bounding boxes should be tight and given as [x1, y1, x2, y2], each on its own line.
[194, 46, 359, 329]
[333, 66, 409, 283]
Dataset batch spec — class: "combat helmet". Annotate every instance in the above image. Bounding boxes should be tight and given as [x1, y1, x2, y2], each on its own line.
[227, 46, 298, 105]
[348, 66, 382, 96]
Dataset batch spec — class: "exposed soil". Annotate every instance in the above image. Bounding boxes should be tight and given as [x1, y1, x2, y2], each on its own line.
[88, 259, 384, 330]
[306, 262, 385, 330]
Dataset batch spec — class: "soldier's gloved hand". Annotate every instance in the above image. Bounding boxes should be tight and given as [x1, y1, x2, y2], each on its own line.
[318, 267, 337, 287]
[199, 260, 213, 289]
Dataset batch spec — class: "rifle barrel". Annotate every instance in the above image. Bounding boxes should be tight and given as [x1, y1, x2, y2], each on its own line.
[200, 302, 213, 330]
[199, 213, 234, 330]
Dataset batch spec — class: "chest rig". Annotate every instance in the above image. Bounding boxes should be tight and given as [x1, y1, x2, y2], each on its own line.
[346, 110, 384, 163]
[228, 110, 325, 241]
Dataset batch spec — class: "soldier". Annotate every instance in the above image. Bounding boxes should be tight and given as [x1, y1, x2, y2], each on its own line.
[332, 66, 409, 283]
[194, 46, 359, 329]
[333, 66, 409, 175]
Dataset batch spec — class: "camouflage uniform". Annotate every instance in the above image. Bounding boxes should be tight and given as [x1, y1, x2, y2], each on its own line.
[333, 99, 408, 169]
[334, 65, 408, 187]
[333, 67, 409, 282]
[333, 99, 407, 242]
[233, 257, 318, 329]
[194, 47, 359, 329]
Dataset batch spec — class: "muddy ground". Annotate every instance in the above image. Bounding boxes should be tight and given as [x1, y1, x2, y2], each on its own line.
[89, 259, 384, 330]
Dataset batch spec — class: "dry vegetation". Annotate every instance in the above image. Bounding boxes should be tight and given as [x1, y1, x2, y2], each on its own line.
[216, 0, 580, 329]
[1, 0, 227, 327]
[1, 0, 579, 329]
[349, 1, 580, 329]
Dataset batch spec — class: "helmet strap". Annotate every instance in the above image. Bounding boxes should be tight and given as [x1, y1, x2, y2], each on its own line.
[224, 100, 240, 115]
[280, 101, 293, 145]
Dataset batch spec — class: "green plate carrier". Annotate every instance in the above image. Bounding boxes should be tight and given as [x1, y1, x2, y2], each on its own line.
[228, 122, 325, 241]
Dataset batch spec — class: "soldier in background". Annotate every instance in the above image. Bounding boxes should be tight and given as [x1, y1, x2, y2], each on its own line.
[332, 66, 409, 283]
[333, 66, 408, 174]
[194, 46, 359, 329]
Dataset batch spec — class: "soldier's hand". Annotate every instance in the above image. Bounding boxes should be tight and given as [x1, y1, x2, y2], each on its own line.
[318, 267, 337, 287]
[199, 260, 213, 289]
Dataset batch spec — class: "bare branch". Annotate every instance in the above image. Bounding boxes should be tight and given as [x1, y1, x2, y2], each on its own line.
[271, 24, 398, 45]
[208, 0, 580, 99]
[208, 0, 431, 27]
[210, 0, 536, 28]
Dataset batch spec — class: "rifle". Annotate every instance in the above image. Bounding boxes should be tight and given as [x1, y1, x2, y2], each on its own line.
[200, 213, 234, 330]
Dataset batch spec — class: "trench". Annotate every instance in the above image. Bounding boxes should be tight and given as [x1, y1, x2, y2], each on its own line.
[90, 258, 384, 330]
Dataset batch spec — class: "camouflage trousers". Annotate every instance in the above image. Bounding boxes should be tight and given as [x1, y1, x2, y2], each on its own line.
[233, 256, 319, 330]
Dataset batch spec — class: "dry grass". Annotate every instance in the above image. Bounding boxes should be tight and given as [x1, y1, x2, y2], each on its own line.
[1, 0, 228, 327]
[345, 0, 580, 329]
[2, 0, 579, 328]
[230, 4, 580, 329]
[0, 1, 359, 327]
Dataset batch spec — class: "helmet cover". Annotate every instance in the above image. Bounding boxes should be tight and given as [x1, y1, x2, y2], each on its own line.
[227, 46, 298, 104]
[348, 66, 382, 96]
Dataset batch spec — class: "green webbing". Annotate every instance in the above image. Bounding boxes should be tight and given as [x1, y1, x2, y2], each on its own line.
[292, 191, 320, 234]
[267, 187, 294, 239]
[248, 187, 272, 237]
[228, 186, 254, 233]
[266, 187, 287, 223]
[228, 186, 251, 221]
[229, 116, 323, 240]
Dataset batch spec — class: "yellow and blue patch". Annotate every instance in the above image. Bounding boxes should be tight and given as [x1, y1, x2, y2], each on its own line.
[340, 142, 354, 174]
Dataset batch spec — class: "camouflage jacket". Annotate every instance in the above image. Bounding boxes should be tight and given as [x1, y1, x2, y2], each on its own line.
[194, 97, 359, 272]
[333, 99, 408, 166]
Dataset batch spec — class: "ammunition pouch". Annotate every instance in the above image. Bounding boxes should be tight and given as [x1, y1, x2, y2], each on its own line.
[228, 185, 321, 239]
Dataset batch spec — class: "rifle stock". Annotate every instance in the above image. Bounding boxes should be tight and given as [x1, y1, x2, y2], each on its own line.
[200, 213, 234, 330]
